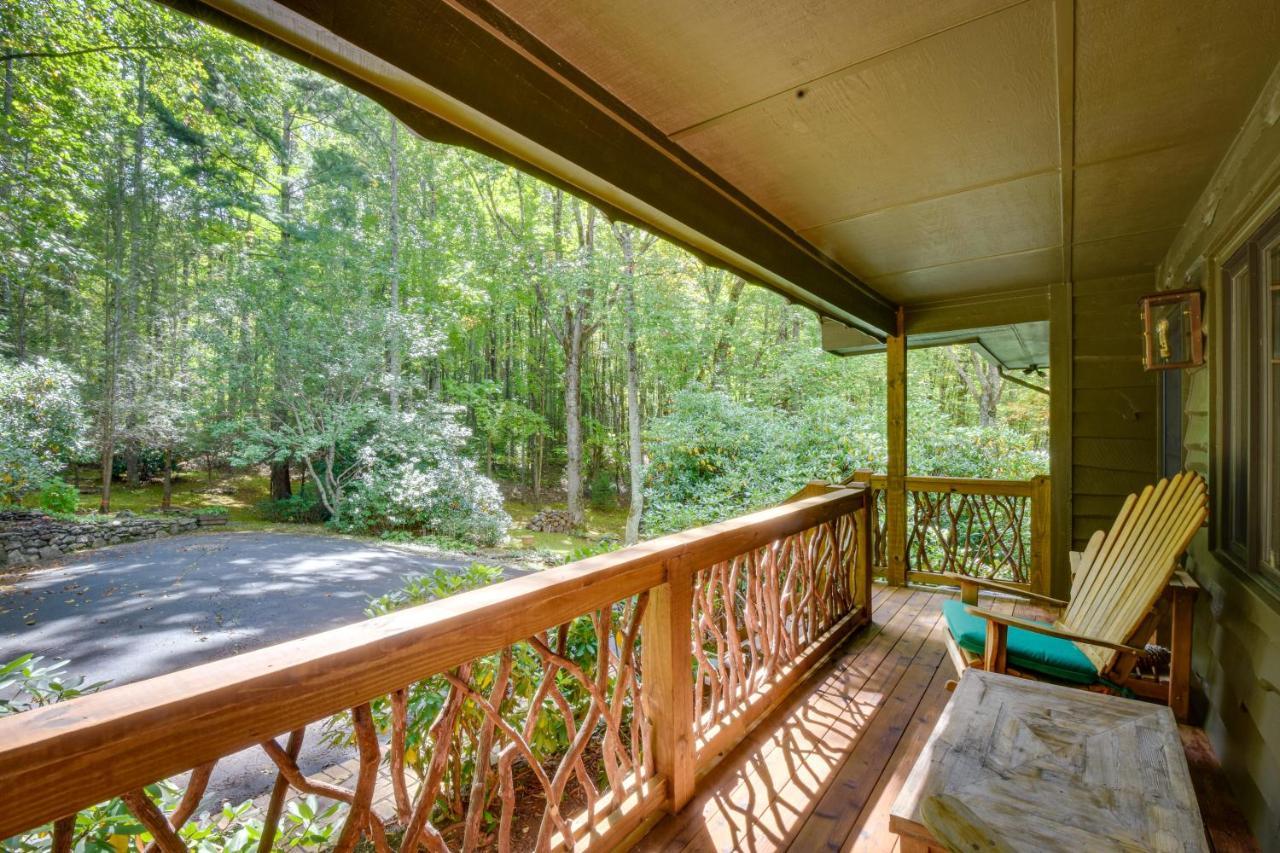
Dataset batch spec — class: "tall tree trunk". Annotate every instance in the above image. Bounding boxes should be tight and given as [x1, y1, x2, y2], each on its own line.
[100, 128, 128, 513]
[124, 445, 140, 487]
[270, 104, 295, 501]
[533, 433, 544, 507]
[617, 228, 645, 544]
[562, 203, 598, 526]
[1, 47, 11, 162]
[944, 348, 1004, 427]
[161, 446, 173, 510]
[124, 59, 147, 489]
[387, 116, 401, 415]
[98, 411, 115, 512]
[1, 48, 20, 359]
[270, 460, 291, 501]
[709, 277, 745, 381]
[565, 309, 585, 525]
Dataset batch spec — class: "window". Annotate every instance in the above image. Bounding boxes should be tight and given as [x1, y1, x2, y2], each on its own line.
[1218, 210, 1280, 590]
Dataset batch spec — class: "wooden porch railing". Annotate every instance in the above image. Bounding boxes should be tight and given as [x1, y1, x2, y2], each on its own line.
[0, 486, 872, 852]
[841, 471, 1050, 596]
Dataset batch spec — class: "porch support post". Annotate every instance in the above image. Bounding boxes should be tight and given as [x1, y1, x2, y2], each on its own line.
[642, 561, 695, 812]
[1029, 474, 1052, 596]
[886, 307, 908, 587]
[1049, 282, 1074, 600]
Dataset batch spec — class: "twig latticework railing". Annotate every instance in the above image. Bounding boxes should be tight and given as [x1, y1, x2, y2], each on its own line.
[692, 511, 861, 739]
[907, 487, 1029, 581]
[0, 486, 871, 853]
[850, 473, 1049, 594]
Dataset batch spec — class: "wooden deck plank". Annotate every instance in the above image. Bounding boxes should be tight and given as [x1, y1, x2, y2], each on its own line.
[689, 592, 949, 851]
[842, 646, 958, 851]
[787, 599, 953, 851]
[637, 586, 922, 851]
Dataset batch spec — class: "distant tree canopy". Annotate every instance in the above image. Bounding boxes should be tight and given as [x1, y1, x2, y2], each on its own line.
[0, 0, 1047, 540]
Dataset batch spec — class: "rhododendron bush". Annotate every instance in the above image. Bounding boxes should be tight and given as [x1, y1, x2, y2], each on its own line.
[0, 358, 86, 504]
[340, 406, 511, 545]
[233, 306, 508, 545]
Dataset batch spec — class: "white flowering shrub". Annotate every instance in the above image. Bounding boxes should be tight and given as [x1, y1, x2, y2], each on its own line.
[0, 358, 86, 503]
[340, 405, 511, 546]
[230, 304, 508, 545]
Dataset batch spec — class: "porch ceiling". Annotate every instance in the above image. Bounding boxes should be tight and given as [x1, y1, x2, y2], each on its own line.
[174, 0, 1280, 332]
[491, 0, 1280, 304]
[821, 318, 1051, 372]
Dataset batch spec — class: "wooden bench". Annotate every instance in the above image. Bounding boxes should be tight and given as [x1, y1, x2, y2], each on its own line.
[890, 668, 1209, 852]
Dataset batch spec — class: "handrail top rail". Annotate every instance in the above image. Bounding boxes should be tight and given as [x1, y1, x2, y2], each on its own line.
[856, 473, 1046, 496]
[0, 486, 867, 837]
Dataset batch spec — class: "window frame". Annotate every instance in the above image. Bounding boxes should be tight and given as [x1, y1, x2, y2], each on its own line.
[1214, 207, 1280, 595]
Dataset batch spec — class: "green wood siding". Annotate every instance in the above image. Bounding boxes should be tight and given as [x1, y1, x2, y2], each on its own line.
[1188, 539, 1280, 849]
[1158, 61, 1280, 849]
[1069, 273, 1160, 551]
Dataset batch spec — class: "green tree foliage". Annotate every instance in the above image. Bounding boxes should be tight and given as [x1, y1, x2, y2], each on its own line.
[643, 388, 887, 534]
[0, 0, 1048, 540]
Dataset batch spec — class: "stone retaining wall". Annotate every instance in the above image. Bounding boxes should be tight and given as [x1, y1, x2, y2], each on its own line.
[0, 509, 200, 568]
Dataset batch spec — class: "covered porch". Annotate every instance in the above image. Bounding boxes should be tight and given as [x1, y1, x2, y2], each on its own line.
[2, 0, 1278, 849]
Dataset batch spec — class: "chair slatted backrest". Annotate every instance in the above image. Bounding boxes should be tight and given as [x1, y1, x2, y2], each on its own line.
[1057, 471, 1208, 674]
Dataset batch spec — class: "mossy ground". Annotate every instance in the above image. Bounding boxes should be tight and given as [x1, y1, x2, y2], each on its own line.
[503, 499, 628, 554]
[47, 472, 629, 557]
[58, 471, 330, 534]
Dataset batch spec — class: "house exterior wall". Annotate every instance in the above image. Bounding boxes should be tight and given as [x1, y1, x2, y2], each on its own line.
[1158, 62, 1280, 850]
[1069, 273, 1161, 548]
[1048, 273, 1161, 600]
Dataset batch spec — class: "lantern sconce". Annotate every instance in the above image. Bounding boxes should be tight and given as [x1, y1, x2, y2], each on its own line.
[1139, 290, 1203, 371]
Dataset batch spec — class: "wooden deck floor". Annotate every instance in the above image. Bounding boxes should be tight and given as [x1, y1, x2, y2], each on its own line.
[635, 584, 1259, 853]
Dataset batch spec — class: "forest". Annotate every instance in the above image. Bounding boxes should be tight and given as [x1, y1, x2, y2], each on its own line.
[0, 0, 1049, 550]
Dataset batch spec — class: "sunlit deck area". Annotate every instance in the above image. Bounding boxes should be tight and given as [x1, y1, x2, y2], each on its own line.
[639, 585, 1258, 853]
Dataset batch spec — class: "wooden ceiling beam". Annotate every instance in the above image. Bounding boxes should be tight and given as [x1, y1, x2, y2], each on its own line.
[1054, 0, 1076, 284]
[162, 0, 898, 337]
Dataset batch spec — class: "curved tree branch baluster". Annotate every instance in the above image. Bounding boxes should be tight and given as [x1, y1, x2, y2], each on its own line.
[907, 487, 1031, 583]
[692, 510, 863, 738]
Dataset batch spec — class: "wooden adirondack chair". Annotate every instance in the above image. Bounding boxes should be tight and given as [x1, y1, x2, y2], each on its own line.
[941, 471, 1208, 721]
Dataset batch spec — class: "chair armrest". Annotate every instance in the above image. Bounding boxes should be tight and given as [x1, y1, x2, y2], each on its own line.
[963, 606, 1146, 656]
[942, 573, 1068, 609]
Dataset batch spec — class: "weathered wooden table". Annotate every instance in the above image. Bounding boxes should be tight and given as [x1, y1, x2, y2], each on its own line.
[890, 669, 1208, 852]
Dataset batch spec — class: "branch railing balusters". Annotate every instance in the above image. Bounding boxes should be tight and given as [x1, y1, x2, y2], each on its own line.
[0, 487, 872, 852]
[854, 473, 1051, 593]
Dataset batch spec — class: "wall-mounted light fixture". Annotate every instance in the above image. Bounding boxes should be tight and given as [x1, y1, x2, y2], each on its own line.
[1139, 290, 1203, 371]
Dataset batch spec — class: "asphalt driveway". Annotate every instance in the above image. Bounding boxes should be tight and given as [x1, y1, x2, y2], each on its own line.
[0, 529, 517, 810]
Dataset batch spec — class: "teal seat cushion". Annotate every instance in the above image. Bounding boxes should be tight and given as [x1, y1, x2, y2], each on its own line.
[941, 598, 1098, 685]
